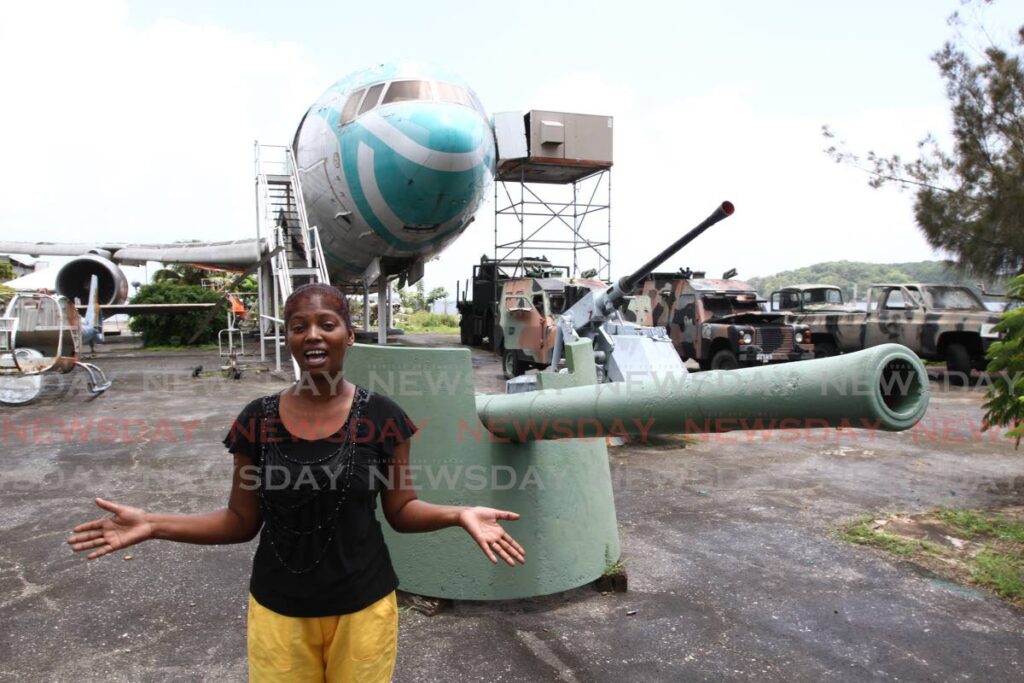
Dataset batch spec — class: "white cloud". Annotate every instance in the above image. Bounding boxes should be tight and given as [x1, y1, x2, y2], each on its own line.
[0, 1, 323, 242]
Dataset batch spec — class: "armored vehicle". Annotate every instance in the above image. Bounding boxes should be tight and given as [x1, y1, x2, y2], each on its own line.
[457, 256, 570, 350]
[496, 271, 608, 378]
[631, 271, 815, 370]
[776, 282, 1002, 375]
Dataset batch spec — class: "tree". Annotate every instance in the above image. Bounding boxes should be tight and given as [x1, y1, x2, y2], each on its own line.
[398, 286, 422, 311]
[982, 274, 1024, 447]
[0, 262, 14, 282]
[824, 3, 1024, 278]
[128, 281, 225, 346]
[415, 281, 426, 310]
[348, 295, 364, 325]
[425, 286, 448, 310]
[152, 264, 208, 287]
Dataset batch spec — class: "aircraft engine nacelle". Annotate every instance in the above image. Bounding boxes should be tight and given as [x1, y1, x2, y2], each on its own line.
[55, 254, 129, 306]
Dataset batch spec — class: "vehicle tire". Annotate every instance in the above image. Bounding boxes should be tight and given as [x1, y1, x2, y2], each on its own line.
[503, 349, 525, 379]
[459, 319, 470, 346]
[945, 342, 972, 385]
[814, 340, 838, 358]
[710, 349, 739, 370]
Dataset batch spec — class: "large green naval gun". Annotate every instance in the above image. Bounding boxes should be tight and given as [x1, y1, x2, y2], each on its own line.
[345, 335, 929, 600]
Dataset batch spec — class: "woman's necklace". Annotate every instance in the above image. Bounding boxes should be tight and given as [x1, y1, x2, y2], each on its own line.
[256, 385, 369, 574]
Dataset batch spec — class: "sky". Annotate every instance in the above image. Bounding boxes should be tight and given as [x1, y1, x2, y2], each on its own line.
[1, 0, 1020, 297]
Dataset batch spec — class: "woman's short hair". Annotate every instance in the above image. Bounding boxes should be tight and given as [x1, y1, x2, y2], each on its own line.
[283, 283, 353, 330]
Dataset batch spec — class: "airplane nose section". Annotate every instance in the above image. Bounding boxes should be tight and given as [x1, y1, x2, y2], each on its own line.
[366, 104, 494, 233]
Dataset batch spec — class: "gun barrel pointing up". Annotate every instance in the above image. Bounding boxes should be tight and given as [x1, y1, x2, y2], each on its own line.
[596, 201, 735, 315]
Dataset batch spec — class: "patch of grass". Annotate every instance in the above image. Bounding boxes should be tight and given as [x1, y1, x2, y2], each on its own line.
[839, 508, 1024, 608]
[838, 518, 941, 557]
[934, 509, 1024, 543]
[972, 551, 1024, 601]
[398, 311, 460, 334]
[995, 523, 1024, 544]
[603, 558, 625, 577]
[934, 509, 994, 538]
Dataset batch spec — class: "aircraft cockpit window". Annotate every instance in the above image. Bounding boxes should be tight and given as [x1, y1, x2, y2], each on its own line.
[468, 90, 486, 116]
[382, 80, 432, 105]
[358, 83, 386, 116]
[435, 81, 472, 107]
[340, 88, 365, 125]
[434, 81, 486, 116]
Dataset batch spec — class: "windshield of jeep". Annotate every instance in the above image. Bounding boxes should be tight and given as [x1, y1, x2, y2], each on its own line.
[925, 286, 985, 310]
[701, 293, 761, 317]
[804, 288, 843, 306]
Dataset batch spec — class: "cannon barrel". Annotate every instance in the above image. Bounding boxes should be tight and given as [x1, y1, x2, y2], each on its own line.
[596, 201, 734, 313]
[477, 344, 929, 442]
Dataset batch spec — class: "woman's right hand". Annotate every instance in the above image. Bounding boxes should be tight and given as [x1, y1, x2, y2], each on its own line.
[67, 498, 154, 560]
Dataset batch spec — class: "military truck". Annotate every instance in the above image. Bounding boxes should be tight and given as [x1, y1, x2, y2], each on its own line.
[630, 270, 815, 370]
[771, 282, 1002, 375]
[456, 256, 607, 377]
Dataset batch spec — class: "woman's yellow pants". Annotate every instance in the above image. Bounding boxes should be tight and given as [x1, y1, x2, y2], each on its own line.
[247, 592, 398, 682]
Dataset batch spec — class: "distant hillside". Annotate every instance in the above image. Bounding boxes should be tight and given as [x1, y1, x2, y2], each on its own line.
[744, 261, 989, 302]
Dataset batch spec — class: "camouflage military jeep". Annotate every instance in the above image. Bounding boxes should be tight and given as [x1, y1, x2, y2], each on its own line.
[774, 283, 1002, 377]
[630, 272, 814, 370]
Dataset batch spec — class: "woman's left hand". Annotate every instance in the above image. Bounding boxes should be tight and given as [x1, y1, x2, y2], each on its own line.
[458, 507, 525, 566]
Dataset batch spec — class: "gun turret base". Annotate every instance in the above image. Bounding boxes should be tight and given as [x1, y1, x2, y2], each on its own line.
[346, 342, 620, 600]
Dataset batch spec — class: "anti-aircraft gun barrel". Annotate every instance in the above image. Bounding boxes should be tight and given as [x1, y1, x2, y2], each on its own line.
[477, 343, 928, 442]
[595, 200, 735, 314]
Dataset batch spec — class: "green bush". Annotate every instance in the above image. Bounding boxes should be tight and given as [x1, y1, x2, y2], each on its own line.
[400, 310, 459, 332]
[128, 282, 224, 346]
[982, 273, 1024, 448]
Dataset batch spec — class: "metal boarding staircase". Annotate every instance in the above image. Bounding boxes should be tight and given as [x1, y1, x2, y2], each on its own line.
[254, 142, 331, 375]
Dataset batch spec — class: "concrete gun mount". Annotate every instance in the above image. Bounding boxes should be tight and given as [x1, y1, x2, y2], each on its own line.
[549, 202, 735, 384]
[346, 341, 929, 601]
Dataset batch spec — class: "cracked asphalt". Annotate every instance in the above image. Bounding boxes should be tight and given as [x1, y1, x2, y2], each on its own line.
[1, 336, 1021, 682]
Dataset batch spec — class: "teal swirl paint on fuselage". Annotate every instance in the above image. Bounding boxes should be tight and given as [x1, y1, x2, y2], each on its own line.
[335, 104, 493, 250]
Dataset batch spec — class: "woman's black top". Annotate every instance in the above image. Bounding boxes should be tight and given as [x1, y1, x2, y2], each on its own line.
[222, 386, 416, 618]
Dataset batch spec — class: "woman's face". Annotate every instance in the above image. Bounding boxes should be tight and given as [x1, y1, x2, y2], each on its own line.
[286, 294, 354, 378]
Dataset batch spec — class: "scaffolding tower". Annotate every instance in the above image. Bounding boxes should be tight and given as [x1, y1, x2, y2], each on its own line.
[493, 110, 613, 281]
